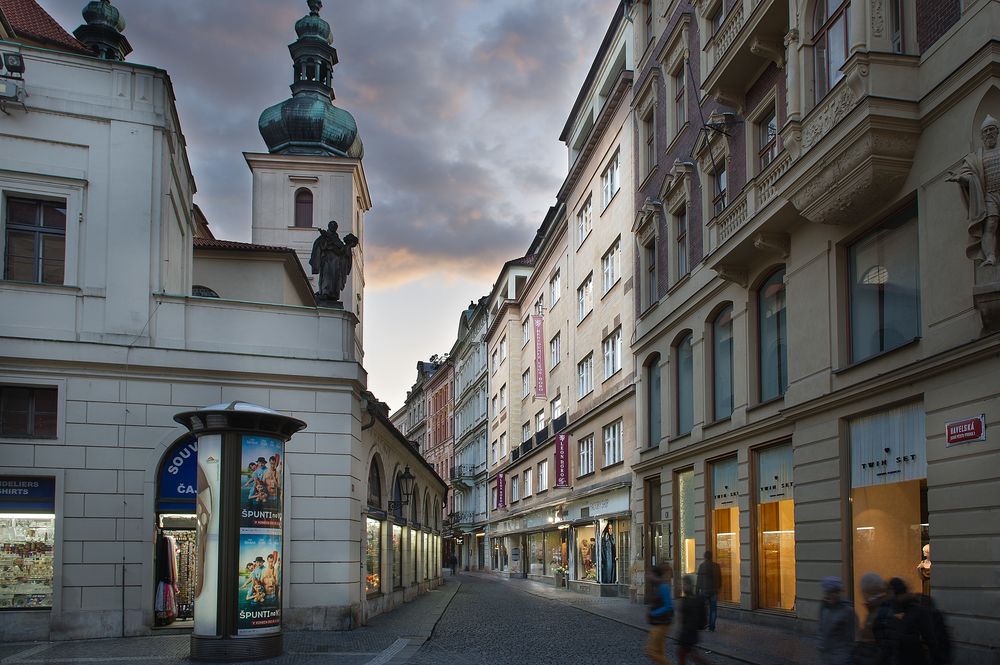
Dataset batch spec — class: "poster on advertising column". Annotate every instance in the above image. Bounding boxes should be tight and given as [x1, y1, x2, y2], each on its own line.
[554, 434, 570, 488]
[237, 435, 283, 636]
[532, 315, 547, 397]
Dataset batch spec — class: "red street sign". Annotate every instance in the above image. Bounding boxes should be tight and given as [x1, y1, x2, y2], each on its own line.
[945, 414, 986, 447]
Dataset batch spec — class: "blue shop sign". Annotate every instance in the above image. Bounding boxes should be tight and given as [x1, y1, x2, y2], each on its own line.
[0, 476, 55, 513]
[157, 436, 198, 512]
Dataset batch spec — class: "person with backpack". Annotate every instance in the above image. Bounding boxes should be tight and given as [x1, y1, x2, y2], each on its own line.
[817, 576, 856, 665]
[874, 577, 951, 664]
[677, 575, 709, 665]
[695, 550, 722, 631]
[645, 565, 674, 665]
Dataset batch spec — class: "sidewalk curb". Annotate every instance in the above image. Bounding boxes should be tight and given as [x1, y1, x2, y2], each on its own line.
[381, 580, 461, 665]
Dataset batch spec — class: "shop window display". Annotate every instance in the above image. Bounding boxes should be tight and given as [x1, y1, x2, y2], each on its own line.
[492, 537, 508, 572]
[614, 518, 630, 585]
[392, 525, 402, 588]
[756, 444, 795, 610]
[544, 530, 565, 575]
[365, 517, 381, 594]
[676, 468, 696, 579]
[528, 532, 545, 575]
[575, 524, 597, 580]
[711, 457, 740, 603]
[0, 515, 53, 609]
[850, 403, 928, 621]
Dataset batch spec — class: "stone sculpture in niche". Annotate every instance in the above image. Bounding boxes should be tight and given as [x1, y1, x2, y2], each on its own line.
[309, 220, 358, 308]
[949, 114, 1000, 266]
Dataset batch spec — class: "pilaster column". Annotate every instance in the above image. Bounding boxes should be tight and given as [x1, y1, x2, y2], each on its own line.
[784, 29, 801, 123]
[849, 0, 867, 54]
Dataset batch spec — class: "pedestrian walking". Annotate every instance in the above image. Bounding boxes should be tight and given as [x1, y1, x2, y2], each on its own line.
[817, 576, 855, 665]
[448, 553, 458, 576]
[695, 550, 722, 631]
[645, 564, 675, 665]
[677, 575, 709, 665]
[853, 572, 888, 665]
[874, 577, 951, 665]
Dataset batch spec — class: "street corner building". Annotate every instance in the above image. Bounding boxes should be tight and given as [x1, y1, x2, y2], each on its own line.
[0, 0, 446, 643]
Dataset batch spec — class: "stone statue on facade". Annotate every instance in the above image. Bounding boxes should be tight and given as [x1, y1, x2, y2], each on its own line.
[949, 115, 1000, 266]
[309, 220, 358, 308]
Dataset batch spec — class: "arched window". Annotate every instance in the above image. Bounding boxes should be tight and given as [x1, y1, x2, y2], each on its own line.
[410, 484, 419, 523]
[367, 457, 382, 509]
[758, 268, 787, 402]
[712, 305, 734, 421]
[294, 188, 313, 228]
[392, 473, 404, 519]
[645, 354, 661, 448]
[192, 285, 219, 298]
[675, 333, 694, 435]
[813, 0, 850, 103]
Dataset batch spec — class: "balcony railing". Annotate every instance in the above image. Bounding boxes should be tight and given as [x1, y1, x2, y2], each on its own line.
[510, 448, 521, 463]
[706, 150, 793, 254]
[444, 511, 475, 528]
[522, 438, 535, 455]
[551, 412, 568, 433]
[449, 464, 476, 488]
[533, 425, 549, 446]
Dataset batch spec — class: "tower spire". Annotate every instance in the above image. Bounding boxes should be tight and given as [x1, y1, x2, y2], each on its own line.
[73, 0, 132, 61]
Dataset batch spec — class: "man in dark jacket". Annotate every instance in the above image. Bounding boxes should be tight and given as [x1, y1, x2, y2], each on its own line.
[874, 577, 950, 665]
[677, 576, 709, 665]
[695, 550, 722, 631]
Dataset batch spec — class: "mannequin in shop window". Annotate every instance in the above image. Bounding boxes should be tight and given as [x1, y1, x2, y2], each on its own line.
[917, 544, 931, 595]
[600, 523, 617, 583]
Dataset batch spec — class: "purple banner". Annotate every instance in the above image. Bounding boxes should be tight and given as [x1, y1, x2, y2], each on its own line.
[555, 434, 570, 488]
[532, 316, 546, 398]
[497, 472, 506, 509]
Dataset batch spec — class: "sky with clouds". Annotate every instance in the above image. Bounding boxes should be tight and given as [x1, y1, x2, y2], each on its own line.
[42, 0, 620, 410]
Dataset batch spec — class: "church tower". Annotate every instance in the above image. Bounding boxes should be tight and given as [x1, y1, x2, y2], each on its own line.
[246, 0, 371, 333]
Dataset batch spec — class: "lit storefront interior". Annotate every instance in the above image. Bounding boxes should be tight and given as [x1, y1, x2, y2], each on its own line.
[0, 477, 55, 611]
[756, 443, 795, 611]
[675, 468, 696, 580]
[154, 436, 199, 627]
[849, 403, 928, 620]
[710, 457, 740, 603]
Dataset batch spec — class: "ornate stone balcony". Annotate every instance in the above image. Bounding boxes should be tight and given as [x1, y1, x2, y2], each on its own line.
[449, 464, 476, 489]
[701, 0, 787, 106]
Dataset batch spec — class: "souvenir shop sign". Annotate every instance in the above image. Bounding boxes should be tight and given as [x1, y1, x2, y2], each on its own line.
[532, 316, 547, 397]
[157, 436, 198, 511]
[554, 434, 570, 488]
[945, 414, 986, 447]
[0, 476, 55, 512]
[236, 435, 283, 636]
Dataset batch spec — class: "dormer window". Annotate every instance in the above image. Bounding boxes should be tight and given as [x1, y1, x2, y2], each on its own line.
[294, 188, 313, 228]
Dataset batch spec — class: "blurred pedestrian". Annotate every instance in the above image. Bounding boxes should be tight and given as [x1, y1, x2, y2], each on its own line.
[695, 550, 722, 631]
[677, 575, 709, 665]
[817, 576, 855, 665]
[644, 564, 674, 665]
[874, 577, 950, 665]
[448, 553, 458, 576]
[853, 572, 888, 665]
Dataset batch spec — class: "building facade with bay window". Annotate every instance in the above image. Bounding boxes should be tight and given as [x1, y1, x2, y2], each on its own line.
[0, 0, 443, 642]
[630, 0, 1000, 661]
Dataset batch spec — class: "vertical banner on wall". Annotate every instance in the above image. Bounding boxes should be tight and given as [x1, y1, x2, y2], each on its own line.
[497, 472, 506, 509]
[193, 434, 222, 637]
[554, 434, 570, 488]
[532, 315, 547, 397]
[236, 435, 283, 636]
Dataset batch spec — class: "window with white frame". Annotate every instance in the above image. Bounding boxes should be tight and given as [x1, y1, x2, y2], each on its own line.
[491, 395, 497, 416]
[577, 273, 594, 321]
[535, 410, 546, 434]
[813, 0, 850, 104]
[641, 105, 656, 177]
[550, 269, 561, 305]
[511, 474, 520, 502]
[602, 238, 621, 294]
[522, 369, 531, 397]
[601, 151, 621, 208]
[673, 65, 686, 134]
[603, 419, 623, 466]
[500, 432, 508, 456]
[491, 440, 498, 464]
[551, 394, 563, 420]
[708, 1, 725, 36]
[500, 336, 507, 362]
[577, 197, 593, 247]
[499, 384, 507, 409]
[644, 238, 658, 308]
[521, 422, 531, 444]
[522, 319, 530, 345]
[675, 206, 688, 279]
[491, 349, 498, 374]
[644, 0, 655, 48]
[579, 435, 595, 475]
[534, 294, 544, 315]
[712, 164, 728, 216]
[524, 467, 532, 497]
[550, 332, 561, 367]
[603, 328, 622, 379]
[537, 459, 549, 491]
[578, 353, 594, 397]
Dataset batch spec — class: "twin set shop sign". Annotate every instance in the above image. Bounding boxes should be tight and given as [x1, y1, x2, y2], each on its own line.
[850, 403, 927, 489]
[945, 415, 986, 447]
[554, 434, 570, 488]
[711, 457, 739, 509]
[532, 316, 547, 397]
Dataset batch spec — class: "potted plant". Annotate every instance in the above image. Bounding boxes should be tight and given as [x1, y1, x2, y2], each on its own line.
[553, 565, 567, 587]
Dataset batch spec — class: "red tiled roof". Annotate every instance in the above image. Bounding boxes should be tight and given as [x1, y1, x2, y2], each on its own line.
[0, 0, 93, 55]
[194, 237, 296, 253]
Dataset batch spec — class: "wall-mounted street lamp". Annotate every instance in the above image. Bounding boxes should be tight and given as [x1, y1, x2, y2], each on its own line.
[388, 466, 415, 512]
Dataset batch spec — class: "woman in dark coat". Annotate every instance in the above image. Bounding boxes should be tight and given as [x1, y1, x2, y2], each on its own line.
[677, 576, 709, 665]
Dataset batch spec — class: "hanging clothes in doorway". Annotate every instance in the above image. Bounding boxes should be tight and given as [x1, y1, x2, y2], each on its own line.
[154, 534, 178, 626]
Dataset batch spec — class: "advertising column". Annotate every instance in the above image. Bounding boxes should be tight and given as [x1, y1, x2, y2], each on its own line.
[175, 402, 305, 662]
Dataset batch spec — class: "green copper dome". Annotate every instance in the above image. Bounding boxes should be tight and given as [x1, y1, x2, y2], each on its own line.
[74, 0, 131, 61]
[257, 0, 363, 159]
